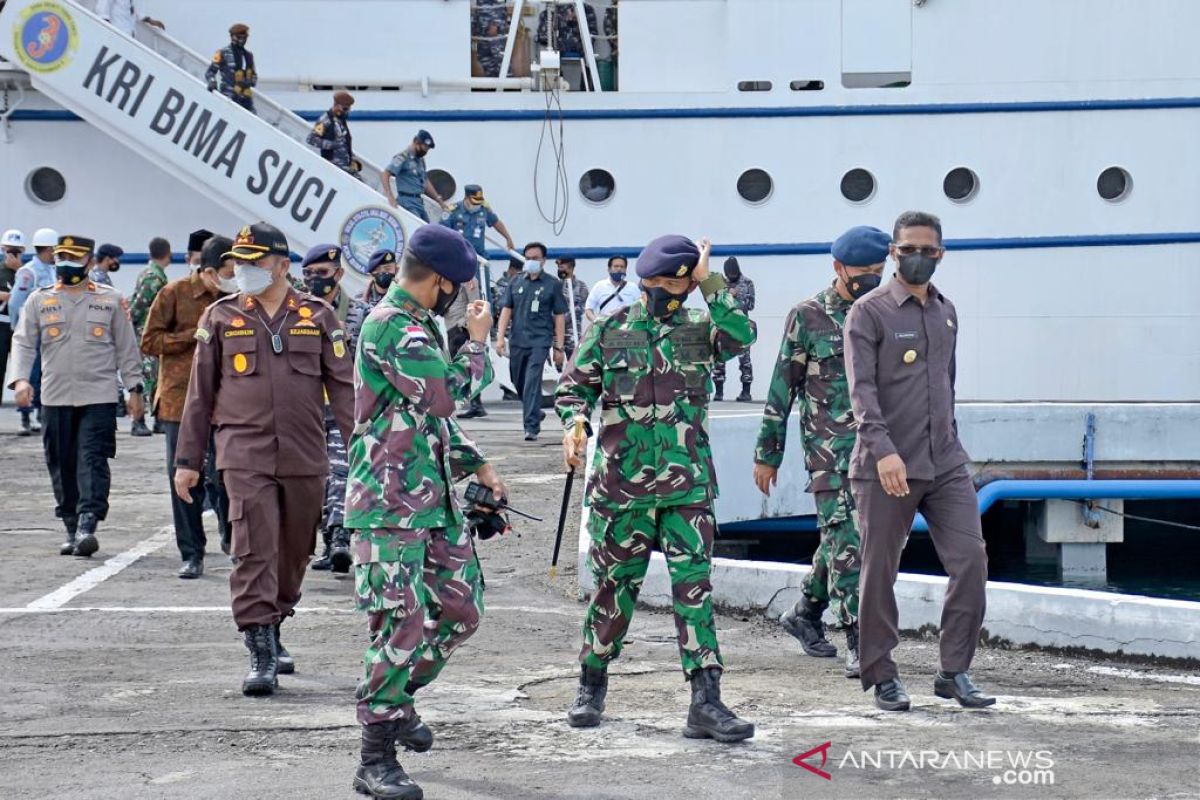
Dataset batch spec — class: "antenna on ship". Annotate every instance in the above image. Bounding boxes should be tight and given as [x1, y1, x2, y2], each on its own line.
[532, 1, 572, 236]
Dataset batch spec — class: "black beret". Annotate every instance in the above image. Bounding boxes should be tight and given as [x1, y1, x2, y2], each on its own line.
[407, 225, 476, 283]
[636, 234, 699, 279]
[96, 243, 124, 261]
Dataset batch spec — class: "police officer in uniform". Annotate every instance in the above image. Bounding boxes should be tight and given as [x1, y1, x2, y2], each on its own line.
[382, 130, 446, 222]
[845, 211, 993, 711]
[557, 234, 756, 742]
[9, 236, 144, 557]
[308, 92, 360, 176]
[299, 244, 368, 573]
[173, 223, 354, 696]
[205, 24, 257, 112]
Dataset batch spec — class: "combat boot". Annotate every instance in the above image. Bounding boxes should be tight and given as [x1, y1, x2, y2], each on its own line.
[152, 417, 164, 435]
[329, 526, 353, 574]
[780, 595, 838, 657]
[683, 667, 755, 743]
[274, 621, 294, 675]
[73, 513, 99, 557]
[311, 529, 333, 570]
[394, 713, 433, 753]
[242, 624, 278, 696]
[59, 518, 78, 556]
[713, 381, 724, 402]
[736, 383, 753, 402]
[566, 665, 608, 728]
[844, 623, 860, 679]
[353, 722, 423, 799]
[130, 417, 151, 437]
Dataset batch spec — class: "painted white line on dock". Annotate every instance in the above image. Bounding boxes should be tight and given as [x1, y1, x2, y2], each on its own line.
[24, 527, 173, 610]
[0, 603, 576, 617]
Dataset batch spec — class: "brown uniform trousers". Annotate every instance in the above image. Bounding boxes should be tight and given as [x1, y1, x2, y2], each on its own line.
[852, 465, 987, 689]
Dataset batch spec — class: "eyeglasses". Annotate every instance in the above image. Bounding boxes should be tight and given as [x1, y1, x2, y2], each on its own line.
[895, 244, 944, 257]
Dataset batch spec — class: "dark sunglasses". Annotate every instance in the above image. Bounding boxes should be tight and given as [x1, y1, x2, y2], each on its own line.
[4, 249, 22, 257]
[895, 244, 944, 257]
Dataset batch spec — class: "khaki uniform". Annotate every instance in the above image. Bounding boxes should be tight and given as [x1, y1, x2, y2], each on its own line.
[175, 288, 354, 630]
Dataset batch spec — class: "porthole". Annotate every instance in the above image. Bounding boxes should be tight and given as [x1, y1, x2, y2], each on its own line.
[943, 167, 979, 203]
[840, 168, 875, 204]
[789, 80, 825, 91]
[1097, 167, 1132, 202]
[26, 167, 66, 205]
[427, 169, 456, 202]
[736, 168, 773, 204]
[579, 168, 615, 204]
[737, 81, 772, 92]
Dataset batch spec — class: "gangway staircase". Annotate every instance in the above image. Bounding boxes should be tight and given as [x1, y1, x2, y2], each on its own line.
[0, 0, 518, 293]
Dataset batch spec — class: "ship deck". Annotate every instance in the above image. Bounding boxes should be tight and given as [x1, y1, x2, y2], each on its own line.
[1, 404, 1197, 799]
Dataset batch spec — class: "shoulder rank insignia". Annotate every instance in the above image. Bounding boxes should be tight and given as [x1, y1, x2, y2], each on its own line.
[313, 122, 325, 135]
[195, 327, 212, 343]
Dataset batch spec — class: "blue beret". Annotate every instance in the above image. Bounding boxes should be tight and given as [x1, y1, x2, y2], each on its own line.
[636, 234, 700, 279]
[416, 129, 435, 148]
[408, 224, 476, 283]
[831, 225, 890, 267]
[367, 249, 396, 272]
[301, 243, 341, 269]
[463, 184, 482, 197]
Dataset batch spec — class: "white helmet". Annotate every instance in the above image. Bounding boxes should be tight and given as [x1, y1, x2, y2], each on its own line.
[0, 229, 25, 249]
[31, 227, 58, 248]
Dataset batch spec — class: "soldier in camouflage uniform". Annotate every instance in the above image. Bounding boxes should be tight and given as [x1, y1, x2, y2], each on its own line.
[711, 257, 755, 401]
[557, 234, 756, 743]
[473, 0, 509, 78]
[205, 23, 257, 113]
[307, 92, 360, 176]
[345, 225, 505, 800]
[128, 237, 172, 436]
[752, 226, 890, 680]
[299, 245, 369, 575]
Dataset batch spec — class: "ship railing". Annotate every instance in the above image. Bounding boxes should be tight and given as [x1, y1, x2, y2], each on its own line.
[134, 21, 527, 267]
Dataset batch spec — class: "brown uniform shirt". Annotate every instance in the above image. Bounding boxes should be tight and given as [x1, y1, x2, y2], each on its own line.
[175, 288, 354, 477]
[140, 271, 222, 422]
[844, 277, 968, 482]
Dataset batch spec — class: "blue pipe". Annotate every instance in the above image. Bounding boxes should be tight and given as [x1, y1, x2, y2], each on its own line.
[911, 479, 1200, 532]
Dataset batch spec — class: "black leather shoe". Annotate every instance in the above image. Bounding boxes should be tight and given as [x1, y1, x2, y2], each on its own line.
[177, 558, 204, 579]
[457, 407, 480, 419]
[566, 665, 608, 728]
[274, 622, 295, 675]
[152, 418, 164, 434]
[73, 513, 99, 557]
[329, 527, 352, 574]
[311, 528, 333, 570]
[683, 667, 755, 742]
[874, 678, 911, 712]
[130, 418, 152, 437]
[934, 671, 996, 708]
[780, 596, 837, 657]
[469, 405, 487, 418]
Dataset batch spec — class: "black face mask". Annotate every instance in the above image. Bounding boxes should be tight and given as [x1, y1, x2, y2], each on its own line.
[57, 263, 88, 286]
[109, 262, 120, 273]
[897, 253, 939, 285]
[844, 271, 881, 300]
[305, 274, 338, 298]
[432, 282, 460, 317]
[373, 271, 395, 290]
[557, 269, 569, 280]
[642, 283, 689, 320]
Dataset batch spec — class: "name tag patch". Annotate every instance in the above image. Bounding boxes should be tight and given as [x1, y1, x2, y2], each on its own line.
[289, 327, 321, 337]
[894, 331, 919, 340]
[225, 329, 256, 338]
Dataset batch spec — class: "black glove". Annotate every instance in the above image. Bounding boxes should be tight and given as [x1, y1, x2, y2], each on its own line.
[465, 509, 510, 541]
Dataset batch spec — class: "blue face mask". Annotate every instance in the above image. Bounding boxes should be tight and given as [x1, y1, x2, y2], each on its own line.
[523, 259, 543, 275]
[609, 272, 626, 283]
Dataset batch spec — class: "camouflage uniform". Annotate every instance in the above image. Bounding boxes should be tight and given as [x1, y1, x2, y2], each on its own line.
[129, 262, 168, 411]
[322, 288, 369, 535]
[537, 3, 598, 55]
[712, 276, 755, 387]
[753, 284, 860, 627]
[473, 0, 509, 78]
[204, 44, 257, 112]
[555, 275, 756, 676]
[560, 276, 589, 356]
[345, 284, 493, 725]
[307, 110, 355, 174]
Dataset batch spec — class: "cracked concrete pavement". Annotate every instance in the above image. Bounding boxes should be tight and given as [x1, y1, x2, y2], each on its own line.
[1, 403, 1198, 799]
